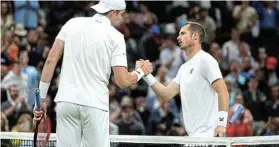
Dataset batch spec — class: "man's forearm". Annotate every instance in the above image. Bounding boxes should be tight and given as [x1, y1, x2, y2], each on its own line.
[218, 92, 229, 111]
[150, 82, 169, 101]
[40, 59, 58, 83]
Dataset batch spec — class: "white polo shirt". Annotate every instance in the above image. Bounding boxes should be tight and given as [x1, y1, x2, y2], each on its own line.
[54, 14, 127, 111]
[173, 50, 222, 137]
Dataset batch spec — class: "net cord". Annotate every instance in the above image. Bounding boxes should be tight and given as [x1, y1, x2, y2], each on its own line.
[1, 132, 279, 146]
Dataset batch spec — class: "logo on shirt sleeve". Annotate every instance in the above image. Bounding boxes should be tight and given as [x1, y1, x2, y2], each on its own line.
[219, 117, 224, 121]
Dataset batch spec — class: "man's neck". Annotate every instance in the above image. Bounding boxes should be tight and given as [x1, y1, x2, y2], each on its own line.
[185, 44, 201, 60]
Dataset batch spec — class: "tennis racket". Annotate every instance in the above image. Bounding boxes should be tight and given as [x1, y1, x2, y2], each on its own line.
[33, 88, 51, 147]
[216, 105, 244, 137]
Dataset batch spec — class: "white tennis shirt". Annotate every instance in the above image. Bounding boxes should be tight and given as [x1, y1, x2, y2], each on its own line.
[173, 50, 223, 137]
[54, 14, 127, 111]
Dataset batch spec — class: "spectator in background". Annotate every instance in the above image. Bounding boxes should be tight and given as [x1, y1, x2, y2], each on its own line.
[137, 3, 158, 27]
[19, 51, 39, 111]
[227, 104, 253, 144]
[139, 24, 161, 62]
[1, 54, 11, 80]
[114, 100, 145, 135]
[258, 1, 279, 29]
[1, 1, 13, 37]
[197, 8, 217, 43]
[135, 96, 150, 130]
[264, 57, 278, 87]
[233, 1, 258, 34]
[237, 42, 258, 69]
[229, 94, 254, 126]
[225, 78, 240, 107]
[239, 56, 255, 81]
[243, 77, 267, 135]
[14, 1, 40, 30]
[255, 69, 269, 96]
[225, 60, 246, 89]
[213, 49, 229, 76]
[148, 99, 175, 135]
[209, 42, 220, 56]
[13, 24, 28, 47]
[1, 31, 19, 63]
[256, 48, 267, 69]
[26, 30, 43, 68]
[261, 110, 279, 136]
[160, 35, 186, 79]
[1, 85, 29, 130]
[222, 28, 241, 63]
[265, 85, 279, 118]
[2, 62, 28, 100]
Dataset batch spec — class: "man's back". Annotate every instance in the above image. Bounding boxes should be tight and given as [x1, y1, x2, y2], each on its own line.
[55, 14, 127, 111]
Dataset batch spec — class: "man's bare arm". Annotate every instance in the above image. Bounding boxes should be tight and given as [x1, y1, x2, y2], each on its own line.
[41, 39, 64, 83]
[112, 67, 140, 88]
[112, 60, 153, 89]
[211, 78, 229, 112]
[148, 80, 180, 101]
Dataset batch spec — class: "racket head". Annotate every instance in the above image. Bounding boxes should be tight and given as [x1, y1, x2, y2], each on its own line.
[34, 116, 51, 147]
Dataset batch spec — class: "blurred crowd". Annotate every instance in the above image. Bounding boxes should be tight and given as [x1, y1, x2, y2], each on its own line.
[1, 1, 279, 138]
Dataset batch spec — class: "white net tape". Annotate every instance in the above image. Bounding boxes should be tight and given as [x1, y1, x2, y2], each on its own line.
[1, 132, 279, 147]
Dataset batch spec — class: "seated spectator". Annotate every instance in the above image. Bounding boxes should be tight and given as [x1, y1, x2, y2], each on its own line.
[1, 1, 13, 38]
[265, 84, 279, 118]
[135, 96, 150, 130]
[2, 61, 29, 100]
[197, 8, 216, 43]
[229, 98, 253, 126]
[225, 60, 246, 89]
[148, 99, 175, 135]
[114, 102, 145, 135]
[233, 1, 258, 34]
[243, 77, 268, 135]
[258, 1, 279, 29]
[237, 42, 259, 69]
[222, 28, 240, 63]
[19, 51, 39, 111]
[227, 104, 253, 147]
[261, 108, 279, 136]
[264, 57, 278, 87]
[239, 56, 255, 81]
[1, 85, 29, 129]
[1, 31, 19, 62]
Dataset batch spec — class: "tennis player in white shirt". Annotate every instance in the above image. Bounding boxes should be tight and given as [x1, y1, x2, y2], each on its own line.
[33, 0, 153, 146]
[137, 22, 229, 137]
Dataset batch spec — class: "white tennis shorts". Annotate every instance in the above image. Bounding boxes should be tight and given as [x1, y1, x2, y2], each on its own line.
[56, 102, 109, 147]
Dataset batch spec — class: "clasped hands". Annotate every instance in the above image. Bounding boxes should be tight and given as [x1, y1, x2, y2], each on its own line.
[136, 59, 153, 76]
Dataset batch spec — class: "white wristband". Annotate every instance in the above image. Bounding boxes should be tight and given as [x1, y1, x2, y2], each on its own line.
[143, 74, 157, 86]
[132, 68, 145, 82]
[39, 81, 50, 99]
[217, 111, 228, 127]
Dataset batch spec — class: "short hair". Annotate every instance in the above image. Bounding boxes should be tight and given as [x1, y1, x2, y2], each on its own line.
[184, 22, 206, 43]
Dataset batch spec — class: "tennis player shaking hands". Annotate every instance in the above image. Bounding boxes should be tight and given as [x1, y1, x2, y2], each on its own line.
[137, 22, 229, 137]
[33, 0, 153, 146]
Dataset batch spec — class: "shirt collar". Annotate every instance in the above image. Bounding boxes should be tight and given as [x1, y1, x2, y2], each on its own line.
[92, 13, 111, 26]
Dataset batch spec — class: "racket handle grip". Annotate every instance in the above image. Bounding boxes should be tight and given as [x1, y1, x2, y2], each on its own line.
[35, 88, 41, 110]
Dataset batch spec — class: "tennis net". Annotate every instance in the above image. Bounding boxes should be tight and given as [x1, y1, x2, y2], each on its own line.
[1, 132, 279, 147]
